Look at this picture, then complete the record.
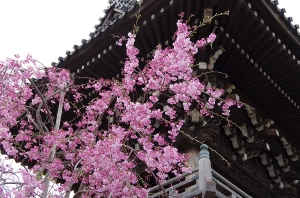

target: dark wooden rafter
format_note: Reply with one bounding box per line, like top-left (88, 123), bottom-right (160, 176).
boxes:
top-left (90, 58), bottom-right (115, 78)
top-left (151, 15), bottom-right (163, 45)
top-left (262, 53), bottom-right (290, 76)
top-left (245, 21), bottom-right (270, 50)
top-left (291, 161), bottom-right (300, 169)
top-left (160, 6), bottom-right (170, 47)
top-left (193, 0), bottom-right (202, 18)
top-left (253, 129), bottom-right (279, 139)
top-left (109, 45), bottom-right (127, 64)
top-left (235, 10), bottom-right (256, 41)
top-left (178, 0), bottom-right (184, 17)
top-left (231, 62), bottom-right (256, 88)
top-left (226, 49), bottom-right (249, 75)
top-left (215, 0), bottom-right (232, 26)
top-left (230, 3), bottom-right (250, 41)
top-left (136, 27), bottom-right (151, 53)
top-left (104, 50), bottom-right (124, 71)
top-left (80, 66), bottom-right (101, 79)
top-left (169, 0), bottom-right (176, 39)
top-left (281, 172), bottom-right (300, 181)
top-left (186, 0), bottom-right (192, 18)
top-left (144, 20), bottom-right (157, 50)
top-left (224, 0), bottom-right (243, 34)
top-left (199, 0), bottom-right (213, 38)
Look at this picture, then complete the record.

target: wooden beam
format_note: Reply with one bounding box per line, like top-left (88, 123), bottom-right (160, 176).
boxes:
top-left (290, 161), bottom-right (300, 169)
top-left (254, 129), bottom-right (279, 139)
top-left (281, 172), bottom-right (300, 180)
top-left (244, 142), bottom-right (270, 152)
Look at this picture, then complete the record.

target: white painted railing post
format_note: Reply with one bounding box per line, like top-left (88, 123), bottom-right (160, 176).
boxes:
top-left (199, 144), bottom-right (216, 197)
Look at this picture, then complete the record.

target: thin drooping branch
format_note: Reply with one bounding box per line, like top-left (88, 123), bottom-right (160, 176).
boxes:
top-left (122, 144), bottom-right (168, 197)
top-left (55, 91), bottom-right (65, 130)
top-left (93, 96), bottom-right (117, 134)
top-left (26, 112), bottom-right (42, 133)
top-left (64, 190), bottom-right (71, 198)
top-left (72, 190), bottom-right (88, 198)
top-left (37, 88), bottom-right (66, 175)
top-left (42, 91), bottom-right (65, 198)
top-left (73, 183), bottom-right (86, 198)
top-left (28, 78), bottom-right (55, 129)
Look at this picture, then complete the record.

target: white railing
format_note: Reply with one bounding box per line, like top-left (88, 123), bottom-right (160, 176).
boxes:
top-left (148, 144), bottom-right (252, 198)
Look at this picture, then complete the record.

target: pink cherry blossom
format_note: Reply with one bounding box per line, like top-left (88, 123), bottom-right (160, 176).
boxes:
top-left (0, 15), bottom-right (240, 198)
top-left (207, 33), bottom-right (217, 43)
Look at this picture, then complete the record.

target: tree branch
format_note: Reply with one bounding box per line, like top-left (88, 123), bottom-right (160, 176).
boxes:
top-left (28, 78), bottom-right (55, 129)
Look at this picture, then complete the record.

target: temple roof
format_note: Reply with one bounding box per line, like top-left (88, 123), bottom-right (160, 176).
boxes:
top-left (51, 0), bottom-right (300, 68)
top-left (51, 0), bottom-right (300, 145)
top-left (46, 0), bottom-right (300, 195)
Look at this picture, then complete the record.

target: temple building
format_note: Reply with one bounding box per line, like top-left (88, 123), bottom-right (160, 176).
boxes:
top-left (52, 0), bottom-right (300, 197)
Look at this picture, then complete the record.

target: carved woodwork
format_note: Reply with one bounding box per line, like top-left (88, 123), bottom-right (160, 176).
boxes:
top-left (254, 129), bottom-right (279, 140)
top-left (260, 152), bottom-right (273, 166)
top-left (108, 0), bottom-right (136, 12)
top-left (245, 142), bottom-right (270, 152)
top-left (222, 124), bottom-right (250, 164)
top-left (211, 147), bottom-right (274, 197)
top-left (280, 136), bottom-right (299, 161)
top-left (213, 135), bottom-right (298, 198)
top-left (275, 154), bottom-right (290, 171)
top-left (177, 123), bottom-right (219, 150)
top-left (218, 101), bottom-right (300, 192)
top-left (273, 187), bottom-right (297, 198)
top-left (100, 0), bottom-right (137, 31)
top-left (244, 106), bottom-right (264, 131)
top-left (209, 46), bottom-right (225, 70)
top-left (196, 124), bottom-right (219, 148)
top-left (224, 84), bottom-right (235, 95)
top-left (281, 172), bottom-right (300, 180)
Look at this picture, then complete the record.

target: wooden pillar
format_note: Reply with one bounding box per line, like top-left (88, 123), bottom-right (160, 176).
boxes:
top-left (185, 148), bottom-right (200, 192)
top-left (199, 144), bottom-right (216, 197)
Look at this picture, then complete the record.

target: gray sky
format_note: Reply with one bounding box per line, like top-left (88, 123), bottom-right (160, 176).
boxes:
top-left (279, 0), bottom-right (300, 25)
top-left (0, 0), bottom-right (109, 65)
top-left (0, 0), bottom-right (299, 66)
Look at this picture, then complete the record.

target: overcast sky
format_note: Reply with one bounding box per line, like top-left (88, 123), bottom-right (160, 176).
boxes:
top-left (0, 0), bottom-right (299, 66)
top-left (0, 0), bottom-right (109, 66)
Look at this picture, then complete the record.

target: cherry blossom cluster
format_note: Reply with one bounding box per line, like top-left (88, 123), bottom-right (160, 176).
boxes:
top-left (0, 18), bottom-right (240, 197)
